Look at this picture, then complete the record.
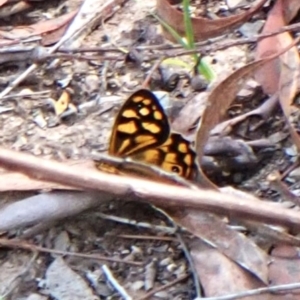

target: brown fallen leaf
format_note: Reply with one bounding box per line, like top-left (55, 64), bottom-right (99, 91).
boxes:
top-left (195, 38), bottom-right (300, 167)
top-left (156, 0), bottom-right (267, 41)
top-left (255, 0), bottom-right (300, 94)
top-left (172, 210), bottom-right (269, 284)
top-left (269, 246), bottom-right (300, 295)
top-left (282, 0), bottom-right (300, 23)
top-left (191, 246), bottom-right (268, 299)
top-left (255, 0), bottom-right (300, 151)
top-left (0, 0), bottom-right (31, 18)
top-left (0, 10), bottom-right (78, 46)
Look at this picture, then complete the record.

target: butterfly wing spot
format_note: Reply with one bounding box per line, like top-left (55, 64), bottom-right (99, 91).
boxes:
top-left (139, 107), bottom-right (151, 116)
top-left (184, 154), bottom-right (192, 166)
top-left (135, 134), bottom-right (156, 144)
top-left (165, 153), bottom-right (177, 163)
top-left (142, 98), bottom-right (151, 105)
top-left (117, 121), bottom-right (138, 134)
top-left (117, 139), bottom-right (131, 155)
top-left (153, 110), bottom-right (163, 120)
top-left (134, 148), bottom-right (161, 164)
top-left (122, 109), bottom-right (139, 118)
top-left (162, 137), bottom-right (172, 147)
top-left (142, 122), bottom-right (161, 133)
top-left (178, 142), bottom-right (188, 153)
top-left (132, 96), bottom-right (144, 103)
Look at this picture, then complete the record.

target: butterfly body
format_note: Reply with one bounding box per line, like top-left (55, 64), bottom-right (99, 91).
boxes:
top-left (97, 89), bottom-right (197, 180)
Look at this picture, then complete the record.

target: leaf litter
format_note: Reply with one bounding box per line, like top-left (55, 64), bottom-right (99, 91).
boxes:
top-left (1, 0), bottom-right (300, 299)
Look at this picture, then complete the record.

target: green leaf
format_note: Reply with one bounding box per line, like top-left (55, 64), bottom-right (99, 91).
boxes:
top-left (162, 57), bottom-right (190, 69)
top-left (183, 0), bottom-right (195, 49)
top-left (151, 5), bottom-right (215, 82)
top-left (197, 57), bottom-right (216, 82)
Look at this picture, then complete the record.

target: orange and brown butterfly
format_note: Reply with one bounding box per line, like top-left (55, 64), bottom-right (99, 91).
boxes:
top-left (95, 89), bottom-right (198, 180)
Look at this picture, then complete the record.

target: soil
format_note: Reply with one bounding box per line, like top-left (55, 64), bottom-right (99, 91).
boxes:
top-left (0, 0), bottom-right (297, 299)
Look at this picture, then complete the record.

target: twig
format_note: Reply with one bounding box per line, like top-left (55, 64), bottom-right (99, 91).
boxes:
top-left (2, 90), bottom-right (51, 100)
top-left (153, 206), bottom-right (202, 298)
top-left (109, 234), bottom-right (177, 242)
top-left (171, 21), bottom-right (300, 58)
top-left (100, 60), bottom-right (109, 93)
top-left (136, 274), bottom-right (189, 300)
top-left (93, 153), bottom-right (199, 189)
top-left (0, 238), bottom-right (143, 266)
top-left (1, 148), bottom-right (300, 229)
top-left (210, 94), bottom-right (279, 136)
top-left (141, 57), bottom-right (165, 88)
top-left (102, 264), bottom-right (133, 300)
top-left (267, 171), bottom-right (300, 206)
top-left (56, 21), bottom-right (300, 57)
top-left (0, 191), bottom-right (103, 232)
top-left (176, 233), bottom-right (202, 298)
top-left (195, 282), bottom-right (300, 300)
top-left (96, 212), bottom-right (177, 234)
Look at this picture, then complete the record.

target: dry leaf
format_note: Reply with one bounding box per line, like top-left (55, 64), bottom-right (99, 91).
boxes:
top-left (196, 39), bottom-right (299, 163)
top-left (157, 0), bottom-right (267, 41)
top-left (0, 10), bottom-right (77, 46)
top-left (255, 0), bottom-right (300, 95)
top-left (173, 210), bottom-right (269, 284)
top-left (54, 90), bottom-right (71, 116)
top-left (192, 247), bottom-right (268, 299)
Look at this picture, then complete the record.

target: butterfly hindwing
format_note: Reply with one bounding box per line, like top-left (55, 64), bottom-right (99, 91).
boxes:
top-left (159, 133), bottom-right (197, 180)
top-left (132, 133), bottom-right (196, 179)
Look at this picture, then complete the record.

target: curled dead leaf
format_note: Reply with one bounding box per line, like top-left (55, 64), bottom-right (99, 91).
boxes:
top-left (196, 37), bottom-right (300, 166)
top-left (156, 0), bottom-right (267, 41)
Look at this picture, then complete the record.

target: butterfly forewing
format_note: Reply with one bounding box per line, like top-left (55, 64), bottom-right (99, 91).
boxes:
top-left (109, 89), bottom-right (170, 156)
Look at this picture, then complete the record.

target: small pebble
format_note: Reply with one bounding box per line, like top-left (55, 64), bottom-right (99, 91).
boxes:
top-left (130, 280), bottom-right (144, 291)
top-left (166, 263), bottom-right (177, 272)
top-left (159, 257), bottom-right (172, 266)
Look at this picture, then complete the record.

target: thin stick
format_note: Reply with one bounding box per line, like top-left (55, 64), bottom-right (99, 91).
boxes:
top-left (153, 206), bottom-right (202, 298)
top-left (102, 264), bottom-right (133, 300)
top-left (136, 274), bottom-right (189, 300)
top-left (141, 57), bottom-right (165, 88)
top-left (56, 20), bottom-right (300, 56)
top-left (110, 234), bottom-right (177, 242)
top-left (0, 238), bottom-right (143, 266)
top-left (1, 148), bottom-right (300, 229)
top-left (176, 232), bottom-right (202, 298)
top-left (96, 212), bottom-right (176, 234)
top-left (196, 282), bottom-right (300, 300)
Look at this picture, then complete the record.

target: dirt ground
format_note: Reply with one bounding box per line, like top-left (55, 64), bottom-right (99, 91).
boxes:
top-left (0, 0), bottom-right (299, 299)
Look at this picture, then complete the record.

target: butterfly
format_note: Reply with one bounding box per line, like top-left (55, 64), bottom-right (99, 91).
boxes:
top-left (95, 89), bottom-right (198, 180)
